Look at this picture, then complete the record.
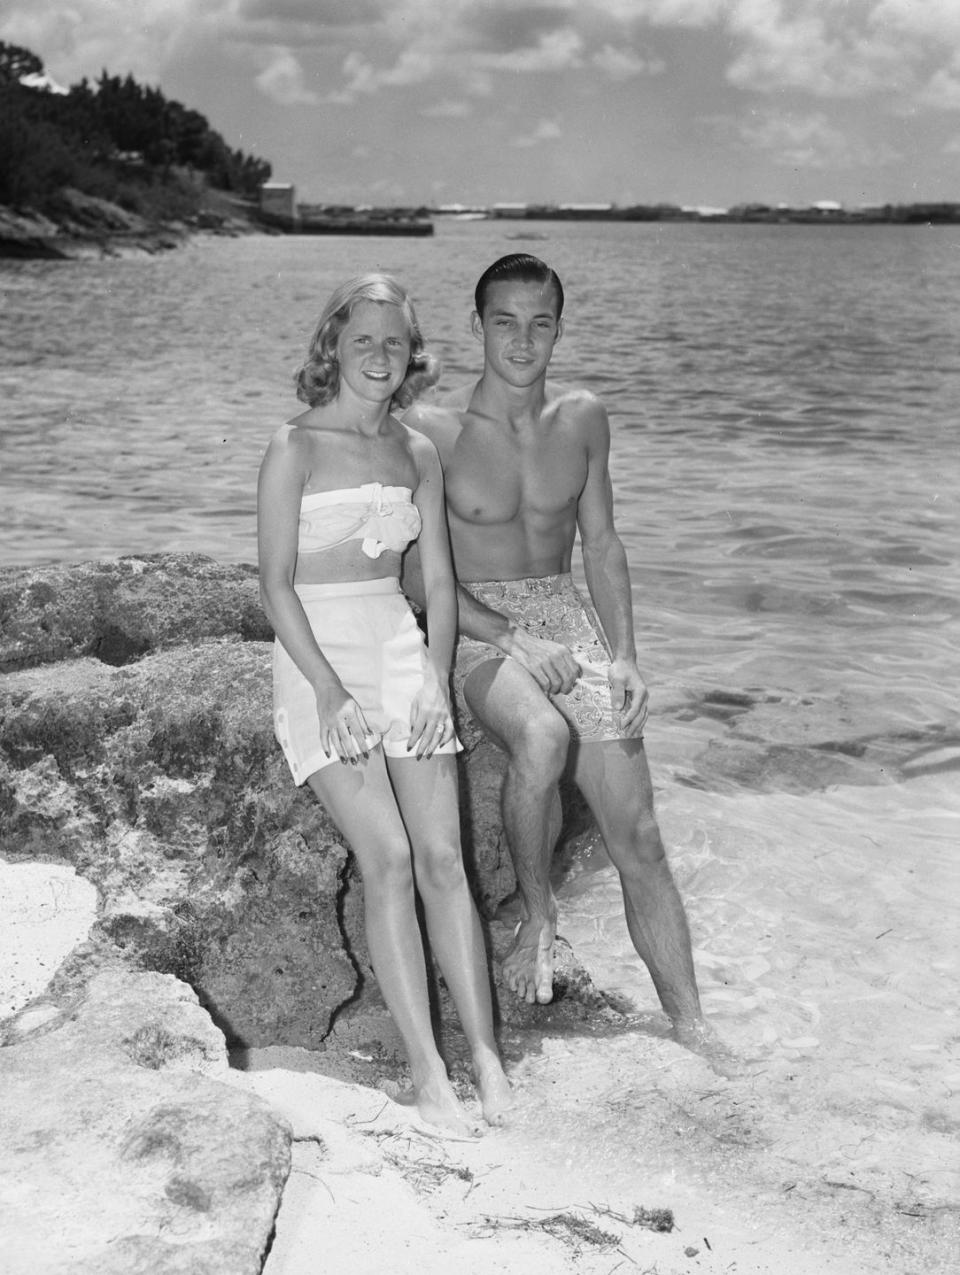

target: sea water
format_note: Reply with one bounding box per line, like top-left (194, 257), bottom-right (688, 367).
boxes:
top-left (2, 218), bottom-right (958, 1036)
top-left (2, 220), bottom-right (957, 753)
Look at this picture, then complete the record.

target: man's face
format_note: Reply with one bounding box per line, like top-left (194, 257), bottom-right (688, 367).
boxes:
top-left (473, 279), bottom-right (562, 387)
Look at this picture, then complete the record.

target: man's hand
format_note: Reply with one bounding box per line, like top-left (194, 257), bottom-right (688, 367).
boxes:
top-left (499, 627), bottom-right (580, 695)
top-left (607, 658), bottom-right (649, 737)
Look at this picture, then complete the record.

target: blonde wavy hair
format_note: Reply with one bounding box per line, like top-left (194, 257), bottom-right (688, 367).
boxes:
top-left (295, 273), bottom-right (441, 410)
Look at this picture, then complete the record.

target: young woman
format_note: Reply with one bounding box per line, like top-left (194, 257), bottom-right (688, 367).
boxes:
top-left (257, 274), bottom-right (512, 1135)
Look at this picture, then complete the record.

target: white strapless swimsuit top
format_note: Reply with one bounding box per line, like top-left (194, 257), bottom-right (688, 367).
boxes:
top-left (298, 483), bottom-right (421, 559)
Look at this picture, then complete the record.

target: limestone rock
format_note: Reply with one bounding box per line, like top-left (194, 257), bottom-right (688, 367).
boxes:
top-left (0, 552), bottom-right (271, 672)
top-left (1, 638), bottom-right (358, 1048)
top-left (0, 968), bottom-right (290, 1275)
top-left (0, 554), bottom-right (521, 1049)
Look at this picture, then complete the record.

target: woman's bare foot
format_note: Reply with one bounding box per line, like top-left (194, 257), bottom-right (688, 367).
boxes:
top-left (398, 1070), bottom-right (482, 1138)
top-left (502, 914), bottom-right (556, 1004)
top-left (472, 1054), bottom-right (515, 1127)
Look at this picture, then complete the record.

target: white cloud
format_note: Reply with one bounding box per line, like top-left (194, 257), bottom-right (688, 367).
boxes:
top-left (917, 68), bottom-right (960, 112)
top-left (0, 0), bottom-right (221, 85)
top-left (735, 107), bottom-right (901, 170)
top-left (480, 28), bottom-right (584, 74)
top-left (722, 0), bottom-right (960, 106)
top-left (512, 118), bottom-right (563, 148)
top-left (592, 44), bottom-right (665, 80)
top-left (255, 48), bottom-right (320, 106)
top-left (420, 99), bottom-right (472, 118)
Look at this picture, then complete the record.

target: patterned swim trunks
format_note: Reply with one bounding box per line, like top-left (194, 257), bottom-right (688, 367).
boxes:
top-left (453, 573), bottom-right (630, 743)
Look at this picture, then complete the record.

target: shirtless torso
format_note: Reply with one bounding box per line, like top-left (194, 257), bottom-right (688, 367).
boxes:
top-left (406, 380), bottom-right (602, 584)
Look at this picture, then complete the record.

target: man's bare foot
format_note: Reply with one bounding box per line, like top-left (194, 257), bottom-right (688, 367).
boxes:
top-left (672, 1018), bottom-right (752, 1079)
top-left (398, 1072), bottom-right (482, 1138)
top-left (472, 1056), bottom-right (515, 1127)
top-left (502, 915), bottom-right (556, 1004)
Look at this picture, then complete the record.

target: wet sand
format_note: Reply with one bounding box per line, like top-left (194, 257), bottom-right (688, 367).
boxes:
top-left (232, 760), bottom-right (958, 1275)
top-left (3, 714), bottom-right (956, 1273)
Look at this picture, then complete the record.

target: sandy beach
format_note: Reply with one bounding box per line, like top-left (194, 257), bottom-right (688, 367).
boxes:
top-left (221, 755), bottom-right (958, 1275)
top-left (3, 695), bottom-right (957, 1275)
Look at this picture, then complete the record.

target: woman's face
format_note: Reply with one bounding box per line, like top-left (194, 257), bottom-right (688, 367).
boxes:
top-left (336, 301), bottom-right (412, 404)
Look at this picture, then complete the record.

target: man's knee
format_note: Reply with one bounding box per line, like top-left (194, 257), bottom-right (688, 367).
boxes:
top-left (603, 804), bottom-right (667, 874)
top-left (506, 707), bottom-right (569, 782)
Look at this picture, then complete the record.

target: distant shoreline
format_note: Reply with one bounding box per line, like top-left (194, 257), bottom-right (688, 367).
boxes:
top-left (440, 200), bottom-right (960, 226)
top-left (4, 192), bottom-right (959, 261)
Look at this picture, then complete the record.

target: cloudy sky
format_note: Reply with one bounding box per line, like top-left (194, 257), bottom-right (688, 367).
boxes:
top-left (4, 0), bottom-right (960, 209)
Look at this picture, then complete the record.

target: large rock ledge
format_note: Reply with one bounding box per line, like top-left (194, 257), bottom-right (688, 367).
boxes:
top-left (1, 967), bottom-right (290, 1274)
top-left (0, 553), bottom-right (536, 1048)
top-left (0, 553), bottom-right (609, 1271)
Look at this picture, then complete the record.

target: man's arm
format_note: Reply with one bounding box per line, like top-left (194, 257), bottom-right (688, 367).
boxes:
top-left (402, 543), bottom-right (580, 695)
top-left (576, 397), bottom-right (649, 735)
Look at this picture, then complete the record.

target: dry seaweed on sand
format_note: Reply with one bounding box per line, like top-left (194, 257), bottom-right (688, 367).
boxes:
top-left (475, 1209), bottom-right (622, 1254)
top-left (632, 1206), bottom-right (675, 1233)
top-left (589, 1202), bottom-right (676, 1234)
top-left (371, 1131), bottom-right (476, 1196)
top-left (383, 1149), bottom-right (475, 1195)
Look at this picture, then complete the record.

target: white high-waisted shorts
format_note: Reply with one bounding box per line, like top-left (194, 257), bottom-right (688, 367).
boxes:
top-left (273, 577), bottom-right (461, 785)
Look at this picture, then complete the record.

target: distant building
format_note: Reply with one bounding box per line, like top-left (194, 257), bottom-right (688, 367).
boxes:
top-left (260, 182), bottom-right (296, 222)
top-left (491, 203), bottom-right (529, 218)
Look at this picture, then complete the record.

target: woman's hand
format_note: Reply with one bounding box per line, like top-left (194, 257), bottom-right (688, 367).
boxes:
top-left (407, 666), bottom-right (456, 760)
top-left (314, 682), bottom-right (375, 764)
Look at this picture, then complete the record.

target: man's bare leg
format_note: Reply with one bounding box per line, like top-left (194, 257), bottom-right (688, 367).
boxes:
top-left (463, 659), bottom-right (570, 1004)
top-left (573, 738), bottom-right (739, 1075)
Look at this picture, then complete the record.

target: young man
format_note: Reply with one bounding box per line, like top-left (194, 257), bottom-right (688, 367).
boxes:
top-left (405, 254), bottom-right (727, 1067)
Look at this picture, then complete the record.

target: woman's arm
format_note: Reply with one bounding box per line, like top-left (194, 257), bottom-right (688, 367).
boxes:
top-left (257, 427), bottom-right (371, 760)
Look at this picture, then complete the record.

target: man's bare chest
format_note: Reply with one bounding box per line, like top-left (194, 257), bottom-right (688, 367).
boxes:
top-left (443, 428), bottom-right (586, 526)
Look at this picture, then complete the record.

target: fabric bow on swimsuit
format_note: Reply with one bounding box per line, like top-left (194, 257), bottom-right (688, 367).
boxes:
top-left (298, 482), bottom-right (422, 559)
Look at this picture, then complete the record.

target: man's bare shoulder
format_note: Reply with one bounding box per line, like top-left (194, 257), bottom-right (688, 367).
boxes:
top-left (436, 382), bottom-right (476, 411)
top-left (545, 380), bottom-right (609, 431)
top-left (403, 384), bottom-right (474, 440)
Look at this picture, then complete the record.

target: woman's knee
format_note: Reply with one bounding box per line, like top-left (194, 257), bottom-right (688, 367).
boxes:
top-left (355, 835), bottom-right (416, 893)
top-left (413, 839), bottom-right (468, 895)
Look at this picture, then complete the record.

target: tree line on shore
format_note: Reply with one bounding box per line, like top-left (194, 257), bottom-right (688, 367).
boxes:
top-left (0, 41), bottom-right (272, 222)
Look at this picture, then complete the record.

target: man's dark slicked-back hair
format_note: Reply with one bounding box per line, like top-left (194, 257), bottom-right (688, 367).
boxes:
top-left (474, 254), bottom-right (564, 321)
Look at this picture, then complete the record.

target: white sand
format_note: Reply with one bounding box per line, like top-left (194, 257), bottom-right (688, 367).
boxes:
top-left (236, 768), bottom-right (959, 1275)
top-left (0, 861), bottom-right (97, 1020)
top-left (3, 767), bottom-right (957, 1273)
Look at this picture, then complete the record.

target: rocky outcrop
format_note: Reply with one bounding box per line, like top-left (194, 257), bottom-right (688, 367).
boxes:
top-left (0, 190), bottom-right (187, 260)
top-left (0, 554), bottom-right (528, 1051)
top-left (0, 189), bottom-right (269, 261)
top-left (0, 968), bottom-right (290, 1274)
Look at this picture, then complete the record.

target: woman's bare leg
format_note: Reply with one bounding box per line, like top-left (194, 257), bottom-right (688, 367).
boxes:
top-left (308, 752), bottom-right (479, 1135)
top-left (387, 752), bottom-right (514, 1125)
